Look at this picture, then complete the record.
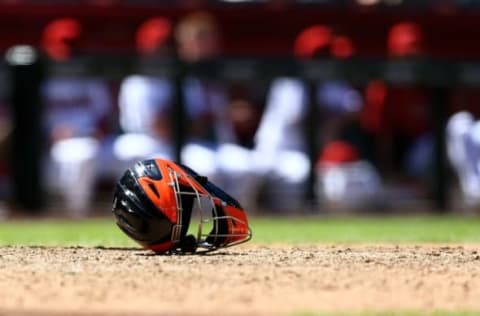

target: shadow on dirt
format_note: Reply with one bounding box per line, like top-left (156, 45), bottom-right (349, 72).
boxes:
top-left (136, 250), bottom-right (249, 257)
top-left (93, 245), bottom-right (141, 251)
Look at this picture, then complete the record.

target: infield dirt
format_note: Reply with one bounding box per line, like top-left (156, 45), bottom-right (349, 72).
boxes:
top-left (1, 244), bottom-right (480, 315)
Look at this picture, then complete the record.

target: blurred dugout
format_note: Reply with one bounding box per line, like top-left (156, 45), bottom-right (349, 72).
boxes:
top-left (2, 9), bottom-right (479, 216)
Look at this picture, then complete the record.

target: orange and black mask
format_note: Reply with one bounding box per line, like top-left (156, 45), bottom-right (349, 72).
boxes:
top-left (112, 159), bottom-right (251, 254)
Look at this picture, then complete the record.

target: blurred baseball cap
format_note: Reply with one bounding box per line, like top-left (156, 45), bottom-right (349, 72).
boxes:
top-left (294, 25), bottom-right (332, 58)
top-left (42, 18), bottom-right (82, 61)
top-left (294, 25), bottom-right (355, 59)
top-left (388, 22), bottom-right (424, 57)
top-left (331, 35), bottom-right (355, 59)
top-left (317, 141), bottom-right (360, 167)
top-left (136, 17), bottom-right (172, 56)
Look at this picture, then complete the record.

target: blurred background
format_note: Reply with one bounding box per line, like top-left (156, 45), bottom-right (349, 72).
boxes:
top-left (1, 0), bottom-right (480, 219)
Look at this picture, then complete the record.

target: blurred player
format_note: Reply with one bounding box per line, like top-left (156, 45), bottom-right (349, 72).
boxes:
top-left (106, 11), bottom-right (255, 207)
top-left (105, 11), bottom-right (232, 184)
top-left (176, 11), bottom-right (230, 179)
top-left (446, 111), bottom-right (480, 208)
top-left (174, 11), bottom-right (266, 209)
top-left (41, 18), bottom-right (113, 216)
top-left (252, 25), bottom-right (375, 213)
top-left (98, 17), bottom-right (175, 182)
top-left (356, 21), bottom-right (434, 209)
top-left (382, 22), bottom-right (432, 181)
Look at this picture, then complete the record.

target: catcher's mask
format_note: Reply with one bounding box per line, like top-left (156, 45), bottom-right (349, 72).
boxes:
top-left (112, 159), bottom-right (251, 254)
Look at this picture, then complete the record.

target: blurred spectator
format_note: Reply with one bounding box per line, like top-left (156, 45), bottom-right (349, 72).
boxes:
top-left (251, 24), bottom-right (380, 213)
top-left (41, 18), bottom-right (113, 217)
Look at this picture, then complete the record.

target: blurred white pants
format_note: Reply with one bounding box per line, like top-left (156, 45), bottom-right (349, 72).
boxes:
top-left (181, 142), bottom-right (218, 182)
top-left (215, 143), bottom-right (259, 210)
top-left (316, 161), bottom-right (381, 211)
top-left (181, 142), bottom-right (256, 208)
top-left (47, 135), bottom-right (312, 215)
top-left (48, 137), bottom-right (100, 216)
top-left (182, 142), bottom-right (311, 213)
top-left (97, 133), bottom-right (173, 182)
top-left (252, 149), bottom-right (310, 213)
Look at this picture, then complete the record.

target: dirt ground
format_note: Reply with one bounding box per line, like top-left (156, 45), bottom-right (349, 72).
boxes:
top-left (1, 244), bottom-right (480, 316)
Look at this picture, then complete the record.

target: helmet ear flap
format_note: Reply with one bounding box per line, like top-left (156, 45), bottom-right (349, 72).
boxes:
top-left (112, 168), bottom-right (175, 249)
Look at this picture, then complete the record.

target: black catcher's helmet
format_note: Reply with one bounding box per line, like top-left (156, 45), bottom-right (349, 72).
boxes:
top-left (112, 159), bottom-right (251, 254)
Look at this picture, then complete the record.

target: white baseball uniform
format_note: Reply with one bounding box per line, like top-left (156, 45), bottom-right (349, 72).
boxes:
top-left (42, 75), bottom-right (112, 216)
top-left (99, 74), bottom-right (175, 180)
top-left (446, 111), bottom-right (480, 207)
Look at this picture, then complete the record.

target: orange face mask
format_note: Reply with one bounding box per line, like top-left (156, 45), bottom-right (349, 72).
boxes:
top-left (113, 159), bottom-right (252, 254)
